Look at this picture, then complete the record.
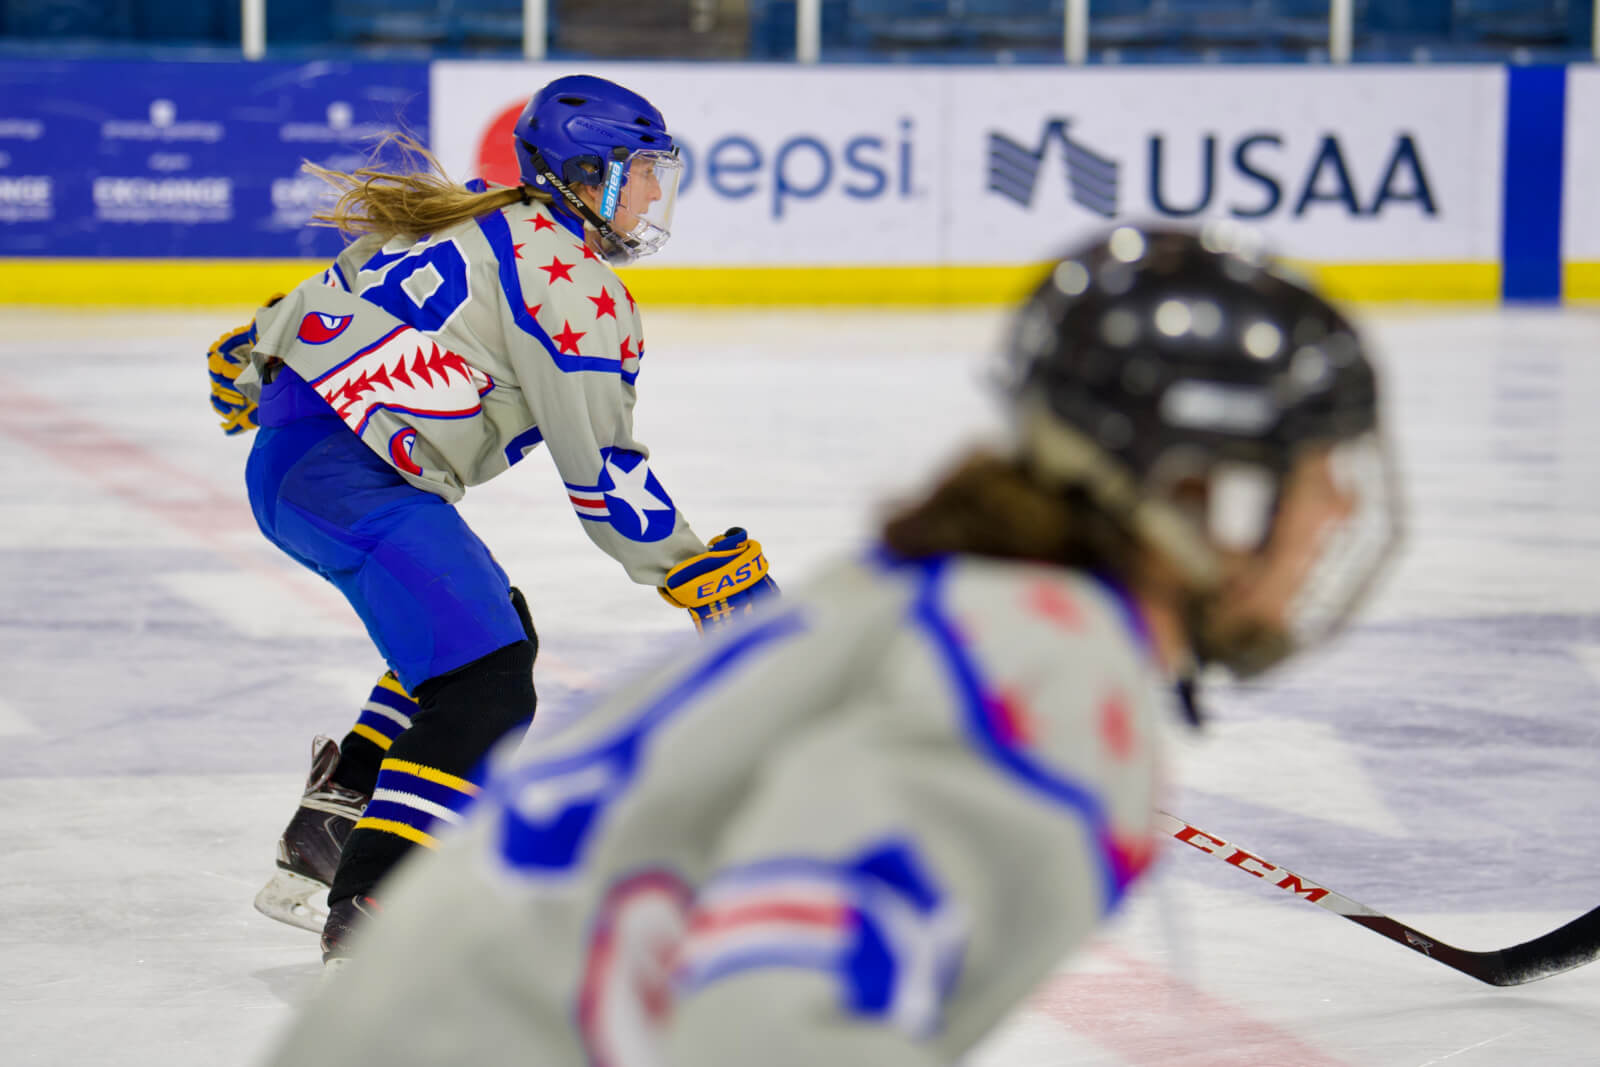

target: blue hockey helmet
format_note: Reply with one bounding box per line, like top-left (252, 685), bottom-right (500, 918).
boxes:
top-left (512, 75), bottom-right (682, 263)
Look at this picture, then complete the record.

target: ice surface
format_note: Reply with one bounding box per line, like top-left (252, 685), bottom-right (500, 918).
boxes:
top-left (3, 304), bottom-right (1599, 1065)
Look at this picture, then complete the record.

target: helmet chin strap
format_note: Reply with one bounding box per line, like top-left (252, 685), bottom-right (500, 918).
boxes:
top-left (525, 145), bottom-right (639, 263)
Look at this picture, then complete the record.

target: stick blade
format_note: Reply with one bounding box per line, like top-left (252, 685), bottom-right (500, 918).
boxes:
top-left (1348, 905), bottom-right (1600, 987)
top-left (1487, 904), bottom-right (1600, 987)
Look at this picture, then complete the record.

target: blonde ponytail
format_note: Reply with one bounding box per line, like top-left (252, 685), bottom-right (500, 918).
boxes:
top-left (305, 131), bottom-right (548, 241)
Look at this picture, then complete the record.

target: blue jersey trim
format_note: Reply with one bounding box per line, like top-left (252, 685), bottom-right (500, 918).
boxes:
top-left (678, 839), bottom-right (963, 1037)
top-left (549, 202), bottom-right (586, 240)
top-left (896, 553), bottom-right (1128, 912)
top-left (520, 609), bottom-right (807, 781)
top-left (490, 610), bottom-right (809, 878)
top-left (680, 946), bottom-right (842, 992)
top-left (503, 424), bottom-right (544, 467)
top-left (357, 244), bottom-right (411, 277)
top-left (1087, 570), bottom-right (1154, 657)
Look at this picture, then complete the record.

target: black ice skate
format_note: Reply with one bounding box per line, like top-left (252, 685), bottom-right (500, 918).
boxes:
top-left (252, 736), bottom-right (369, 934)
top-left (320, 894), bottom-right (381, 969)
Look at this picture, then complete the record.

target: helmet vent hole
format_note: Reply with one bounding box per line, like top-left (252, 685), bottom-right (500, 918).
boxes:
top-left (640, 134), bottom-right (656, 143)
top-left (558, 96), bottom-right (587, 106)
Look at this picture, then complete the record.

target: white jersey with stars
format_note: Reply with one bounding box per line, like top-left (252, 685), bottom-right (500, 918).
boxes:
top-left (239, 196), bottom-right (705, 585)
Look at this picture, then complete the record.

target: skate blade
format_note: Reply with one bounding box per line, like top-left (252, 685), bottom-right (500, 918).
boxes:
top-left (254, 869), bottom-right (330, 934)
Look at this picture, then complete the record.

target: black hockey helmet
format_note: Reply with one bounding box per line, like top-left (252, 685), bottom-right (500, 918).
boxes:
top-left (1006, 223), bottom-right (1400, 676)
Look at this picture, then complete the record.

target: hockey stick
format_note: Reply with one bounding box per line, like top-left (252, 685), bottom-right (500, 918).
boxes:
top-left (1156, 810), bottom-right (1600, 986)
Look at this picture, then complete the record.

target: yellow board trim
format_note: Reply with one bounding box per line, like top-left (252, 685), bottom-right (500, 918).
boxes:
top-left (1284, 261), bottom-right (1500, 304)
top-left (353, 817), bottom-right (438, 849)
top-left (0, 259), bottom-right (324, 307)
top-left (623, 261), bottom-right (1502, 305)
top-left (0, 258), bottom-right (1501, 307)
top-left (350, 723), bottom-right (394, 752)
top-left (379, 758), bottom-right (481, 796)
top-left (619, 264), bottom-right (1051, 306)
top-left (1566, 261), bottom-right (1600, 301)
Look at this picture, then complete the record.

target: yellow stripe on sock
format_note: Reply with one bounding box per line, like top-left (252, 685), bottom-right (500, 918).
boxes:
top-left (354, 817), bottom-right (438, 849)
top-left (379, 759), bottom-right (481, 796)
top-left (351, 723), bottom-right (394, 751)
top-left (376, 671), bottom-right (415, 701)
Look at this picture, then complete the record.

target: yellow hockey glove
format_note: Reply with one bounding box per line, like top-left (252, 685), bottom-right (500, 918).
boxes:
top-left (659, 527), bottom-right (780, 634)
top-left (207, 293), bottom-right (283, 435)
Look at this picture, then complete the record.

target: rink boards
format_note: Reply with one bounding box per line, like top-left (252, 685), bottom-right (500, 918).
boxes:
top-left (0, 59), bottom-right (1594, 305)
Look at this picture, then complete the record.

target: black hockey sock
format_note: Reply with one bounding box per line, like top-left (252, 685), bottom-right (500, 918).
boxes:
top-left (327, 639), bottom-right (537, 907)
top-left (328, 671), bottom-right (420, 798)
top-left (329, 730), bottom-right (384, 797)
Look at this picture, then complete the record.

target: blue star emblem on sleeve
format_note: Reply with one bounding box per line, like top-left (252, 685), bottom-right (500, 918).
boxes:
top-left (564, 447), bottom-right (678, 542)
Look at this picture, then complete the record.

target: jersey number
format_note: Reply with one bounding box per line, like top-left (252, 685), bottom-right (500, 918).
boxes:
top-left (362, 239), bottom-right (471, 333)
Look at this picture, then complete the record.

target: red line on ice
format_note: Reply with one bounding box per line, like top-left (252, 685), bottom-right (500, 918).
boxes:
top-left (1030, 947), bottom-right (1354, 1067)
top-left (0, 375), bottom-right (355, 626)
top-left (0, 376), bottom-right (603, 687)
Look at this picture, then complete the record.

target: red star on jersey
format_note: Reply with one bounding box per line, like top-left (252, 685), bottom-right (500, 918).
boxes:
top-left (1027, 581), bottom-right (1083, 630)
top-left (590, 288), bottom-right (617, 320)
top-left (524, 302), bottom-right (542, 320)
top-left (619, 335), bottom-right (636, 360)
top-left (573, 242), bottom-right (600, 262)
top-left (622, 285), bottom-right (636, 312)
top-left (540, 257), bottom-right (575, 284)
top-left (1099, 691), bottom-right (1137, 761)
top-left (511, 242), bottom-right (526, 260)
top-left (527, 214), bottom-right (556, 232)
top-left (552, 321), bottom-right (586, 354)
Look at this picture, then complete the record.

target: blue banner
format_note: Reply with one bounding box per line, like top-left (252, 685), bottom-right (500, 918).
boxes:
top-left (0, 59), bottom-right (429, 258)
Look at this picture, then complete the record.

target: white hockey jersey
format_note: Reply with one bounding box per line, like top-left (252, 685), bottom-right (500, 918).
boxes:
top-left (237, 197), bottom-right (706, 585)
top-left (261, 550), bottom-right (1170, 1067)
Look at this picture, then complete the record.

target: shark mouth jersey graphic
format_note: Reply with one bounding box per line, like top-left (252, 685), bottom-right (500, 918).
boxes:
top-left (309, 324), bottom-right (495, 437)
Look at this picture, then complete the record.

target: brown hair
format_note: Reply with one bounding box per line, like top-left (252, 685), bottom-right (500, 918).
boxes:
top-left (305, 131), bottom-right (549, 241)
top-left (881, 450), bottom-right (1141, 575)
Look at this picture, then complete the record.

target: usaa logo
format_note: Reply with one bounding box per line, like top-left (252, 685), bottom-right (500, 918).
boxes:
top-left (989, 117), bottom-right (1437, 220)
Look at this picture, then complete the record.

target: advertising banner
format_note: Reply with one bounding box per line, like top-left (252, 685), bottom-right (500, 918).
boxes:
top-left (431, 62), bottom-right (948, 267)
top-left (947, 66), bottom-right (1502, 267)
top-left (1563, 66), bottom-right (1599, 295)
top-left (0, 59), bottom-right (428, 260)
top-left (433, 61), bottom-right (1503, 270)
